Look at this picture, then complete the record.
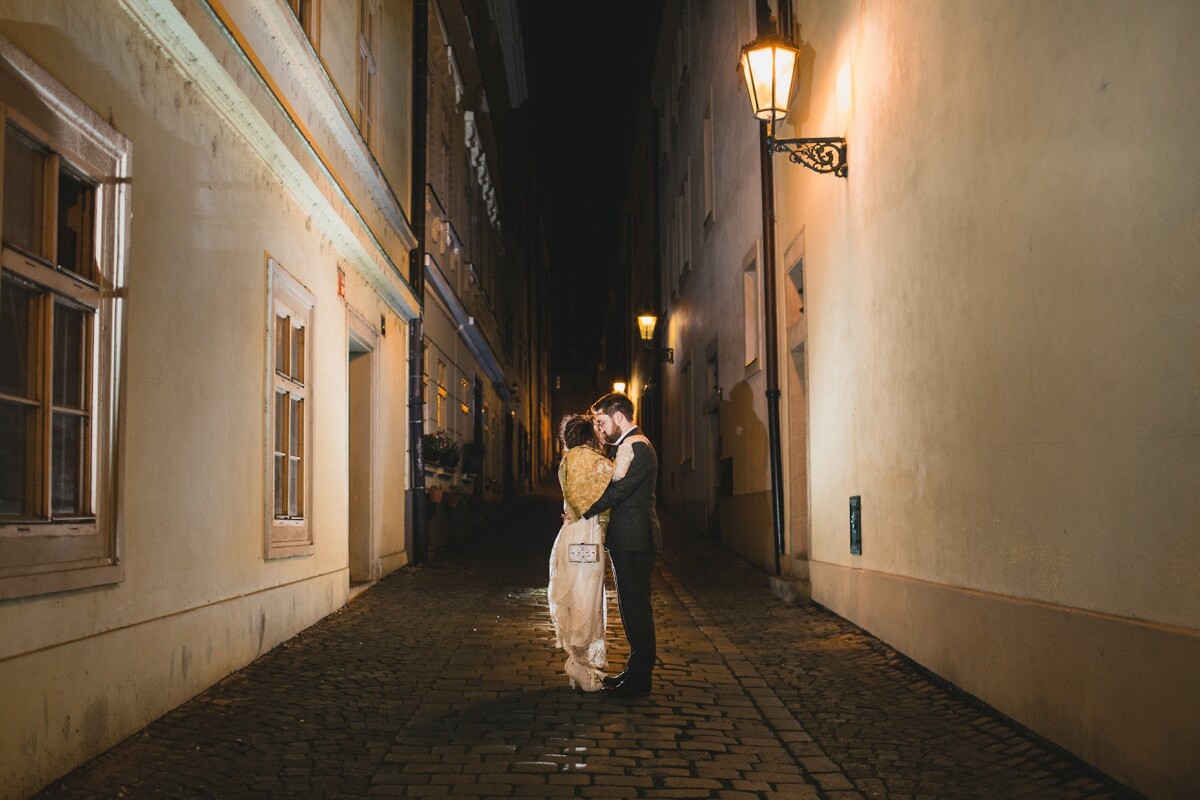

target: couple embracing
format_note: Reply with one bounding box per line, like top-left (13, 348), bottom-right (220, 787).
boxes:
top-left (548, 392), bottom-right (660, 697)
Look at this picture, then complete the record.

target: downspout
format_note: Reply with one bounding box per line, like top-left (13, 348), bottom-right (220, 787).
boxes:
top-left (407, 0), bottom-right (429, 565)
top-left (760, 1), bottom-right (787, 576)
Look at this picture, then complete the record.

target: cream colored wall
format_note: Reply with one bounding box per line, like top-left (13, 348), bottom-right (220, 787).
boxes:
top-left (0, 1), bottom-right (415, 795)
top-left (779, 0), bottom-right (1200, 794)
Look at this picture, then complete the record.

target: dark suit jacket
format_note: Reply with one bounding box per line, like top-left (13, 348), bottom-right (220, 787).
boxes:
top-left (584, 427), bottom-right (661, 553)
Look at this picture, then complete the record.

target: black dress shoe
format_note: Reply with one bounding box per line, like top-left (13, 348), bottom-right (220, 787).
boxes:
top-left (602, 676), bottom-right (651, 697)
top-left (601, 672), bottom-right (626, 688)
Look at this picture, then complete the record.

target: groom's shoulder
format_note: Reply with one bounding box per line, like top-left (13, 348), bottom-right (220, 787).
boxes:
top-left (624, 434), bottom-right (656, 454)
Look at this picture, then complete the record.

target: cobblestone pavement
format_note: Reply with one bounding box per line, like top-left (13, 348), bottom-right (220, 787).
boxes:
top-left (37, 489), bottom-right (1137, 799)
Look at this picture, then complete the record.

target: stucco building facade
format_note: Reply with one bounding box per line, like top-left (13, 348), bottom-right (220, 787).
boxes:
top-left (638, 1), bottom-right (1200, 796)
top-left (0, 0), bottom-right (543, 795)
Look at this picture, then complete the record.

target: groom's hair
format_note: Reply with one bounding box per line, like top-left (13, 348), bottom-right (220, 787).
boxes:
top-left (592, 392), bottom-right (634, 421)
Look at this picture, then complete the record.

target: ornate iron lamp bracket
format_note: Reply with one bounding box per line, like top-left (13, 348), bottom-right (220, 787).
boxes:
top-left (767, 135), bottom-right (848, 178)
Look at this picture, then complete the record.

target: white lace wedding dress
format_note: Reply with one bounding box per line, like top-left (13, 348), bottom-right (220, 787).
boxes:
top-left (548, 444), bottom-right (620, 692)
top-left (548, 513), bottom-right (609, 690)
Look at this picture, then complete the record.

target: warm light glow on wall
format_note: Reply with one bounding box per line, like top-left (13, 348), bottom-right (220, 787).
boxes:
top-left (837, 59), bottom-right (852, 118)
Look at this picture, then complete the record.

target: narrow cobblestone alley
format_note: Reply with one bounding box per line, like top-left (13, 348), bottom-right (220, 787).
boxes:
top-left (36, 490), bottom-right (1137, 800)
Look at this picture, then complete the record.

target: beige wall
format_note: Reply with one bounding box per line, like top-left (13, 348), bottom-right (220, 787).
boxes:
top-left (776, 1), bottom-right (1200, 795)
top-left (653, 0), bottom-right (1198, 793)
top-left (0, 1), bottom-right (417, 795)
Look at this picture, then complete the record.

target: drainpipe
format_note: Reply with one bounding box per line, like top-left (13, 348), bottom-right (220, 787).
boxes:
top-left (760, 121), bottom-right (785, 577)
top-left (407, 0), bottom-right (429, 565)
top-left (760, 1), bottom-right (786, 576)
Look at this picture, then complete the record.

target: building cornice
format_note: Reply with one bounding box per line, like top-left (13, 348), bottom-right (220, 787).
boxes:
top-left (114, 0), bottom-right (420, 319)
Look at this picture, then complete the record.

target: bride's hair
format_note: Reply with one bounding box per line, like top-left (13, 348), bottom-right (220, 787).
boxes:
top-left (559, 413), bottom-right (598, 450)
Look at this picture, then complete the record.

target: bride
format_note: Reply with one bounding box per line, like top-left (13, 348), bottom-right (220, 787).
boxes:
top-left (548, 413), bottom-right (615, 691)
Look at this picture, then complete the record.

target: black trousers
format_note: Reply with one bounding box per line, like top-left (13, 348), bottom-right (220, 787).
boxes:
top-left (607, 547), bottom-right (657, 681)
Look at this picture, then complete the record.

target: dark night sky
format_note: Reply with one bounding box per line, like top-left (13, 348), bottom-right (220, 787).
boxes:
top-left (516, 2), bottom-right (661, 374)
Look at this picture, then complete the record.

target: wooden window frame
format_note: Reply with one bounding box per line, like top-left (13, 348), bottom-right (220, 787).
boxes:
top-left (0, 39), bottom-right (129, 599)
top-left (357, 0), bottom-right (381, 149)
top-left (286, 0), bottom-right (321, 48)
top-left (743, 253), bottom-right (761, 370)
top-left (266, 259), bottom-right (315, 560)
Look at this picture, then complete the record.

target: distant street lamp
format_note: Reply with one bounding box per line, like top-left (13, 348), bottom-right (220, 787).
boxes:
top-left (739, 29), bottom-right (846, 575)
top-left (612, 380), bottom-right (627, 394)
top-left (636, 313), bottom-right (674, 363)
top-left (636, 314), bottom-right (657, 342)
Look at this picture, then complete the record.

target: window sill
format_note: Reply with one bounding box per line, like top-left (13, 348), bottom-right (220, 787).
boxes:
top-left (0, 561), bottom-right (123, 601)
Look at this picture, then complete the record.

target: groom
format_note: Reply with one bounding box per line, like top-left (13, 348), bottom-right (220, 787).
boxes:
top-left (581, 392), bottom-right (661, 697)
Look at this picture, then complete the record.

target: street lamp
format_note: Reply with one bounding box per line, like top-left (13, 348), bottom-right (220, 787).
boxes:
top-left (612, 380), bottom-right (627, 394)
top-left (739, 34), bottom-right (847, 177)
top-left (636, 313), bottom-right (673, 363)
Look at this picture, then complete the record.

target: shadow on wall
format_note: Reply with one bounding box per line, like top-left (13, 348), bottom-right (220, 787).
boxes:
top-left (780, 27), bottom-right (823, 136)
top-left (716, 380), bottom-right (775, 571)
top-left (721, 380), bottom-right (769, 492)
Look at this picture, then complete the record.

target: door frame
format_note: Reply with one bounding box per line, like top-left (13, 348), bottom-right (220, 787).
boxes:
top-left (347, 311), bottom-right (381, 583)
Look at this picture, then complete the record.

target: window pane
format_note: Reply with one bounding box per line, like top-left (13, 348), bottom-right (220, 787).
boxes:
top-left (274, 390), bottom-right (288, 453)
top-left (288, 0), bottom-right (316, 37)
top-left (274, 314), bottom-right (288, 376)
top-left (3, 125), bottom-right (45, 257)
top-left (0, 400), bottom-right (34, 515)
top-left (288, 457), bottom-right (299, 517)
top-left (57, 167), bottom-right (95, 279)
top-left (0, 274), bottom-right (42, 397)
top-left (51, 412), bottom-right (85, 516)
top-left (289, 396), bottom-right (303, 518)
top-left (290, 325), bottom-right (304, 384)
top-left (53, 303), bottom-right (86, 409)
top-left (289, 396), bottom-right (302, 457)
top-left (274, 453), bottom-right (286, 517)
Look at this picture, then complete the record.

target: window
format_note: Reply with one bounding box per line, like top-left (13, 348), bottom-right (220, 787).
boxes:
top-left (267, 261), bottom-right (314, 559)
top-left (0, 42), bottom-right (129, 599)
top-left (681, 167), bottom-right (692, 278)
top-left (671, 170), bottom-right (692, 294)
top-left (680, 358), bottom-right (694, 468)
top-left (357, 0), bottom-right (381, 148)
top-left (678, 195), bottom-right (686, 286)
top-left (286, 0), bottom-right (320, 46)
top-left (744, 256), bottom-right (760, 368)
top-left (664, 206), bottom-right (675, 297)
top-left (435, 358), bottom-right (447, 431)
top-left (737, 0), bottom-right (756, 47)
top-left (671, 2), bottom-right (689, 116)
top-left (703, 91), bottom-right (715, 227)
top-left (659, 109), bottom-right (669, 161)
